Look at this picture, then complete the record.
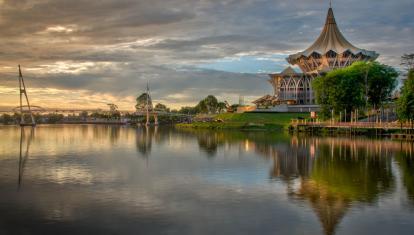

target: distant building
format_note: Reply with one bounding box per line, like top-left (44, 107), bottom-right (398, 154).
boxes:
top-left (254, 7), bottom-right (379, 110)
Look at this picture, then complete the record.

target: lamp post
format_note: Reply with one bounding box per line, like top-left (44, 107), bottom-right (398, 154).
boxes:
top-left (364, 62), bottom-right (373, 122)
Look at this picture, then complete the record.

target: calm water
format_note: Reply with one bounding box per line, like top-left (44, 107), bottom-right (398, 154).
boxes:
top-left (0, 125), bottom-right (413, 235)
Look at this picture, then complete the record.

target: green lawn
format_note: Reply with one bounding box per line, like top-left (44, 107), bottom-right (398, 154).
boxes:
top-left (177, 112), bottom-right (309, 130)
top-left (216, 113), bottom-right (309, 127)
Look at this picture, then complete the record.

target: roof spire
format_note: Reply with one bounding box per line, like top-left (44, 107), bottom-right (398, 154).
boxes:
top-left (326, 5), bottom-right (336, 25)
top-left (329, 0), bottom-right (332, 8)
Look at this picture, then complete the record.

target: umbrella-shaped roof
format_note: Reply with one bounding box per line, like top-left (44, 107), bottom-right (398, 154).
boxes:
top-left (288, 8), bottom-right (378, 63)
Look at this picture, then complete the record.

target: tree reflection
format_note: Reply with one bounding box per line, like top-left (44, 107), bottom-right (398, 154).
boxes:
top-left (196, 132), bottom-right (225, 157)
top-left (395, 149), bottom-right (414, 206)
top-left (108, 126), bottom-right (121, 144)
top-left (255, 138), bottom-right (396, 235)
top-left (173, 128), bottom-right (413, 234)
top-left (18, 127), bottom-right (35, 189)
top-left (135, 126), bottom-right (154, 158)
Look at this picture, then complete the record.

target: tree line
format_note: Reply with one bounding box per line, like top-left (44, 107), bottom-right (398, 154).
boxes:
top-left (135, 93), bottom-right (234, 115)
top-left (312, 53), bottom-right (414, 122)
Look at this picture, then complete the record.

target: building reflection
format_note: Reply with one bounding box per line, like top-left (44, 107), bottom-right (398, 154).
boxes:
top-left (18, 127), bottom-right (35, 189)
top-left (254, 137), bottom-right (401, 235)
top-left (178, 128), bottom-right (413, 235)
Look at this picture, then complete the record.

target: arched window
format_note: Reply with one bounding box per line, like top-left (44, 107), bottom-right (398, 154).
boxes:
top-left (297, 79), bottom-right (305, 104)
top-left (297, 79), bottom-right (304, 91)
top-left (305, 78), bottom-right (312, 104)
top-left (288, 78), bottom-right (297, 100)
top-left (280, 79), bottom-right (287, 100)
top-left (342, 50), bottom-right (353, 67)
top-left (326, 50), bottom-right (337, 58)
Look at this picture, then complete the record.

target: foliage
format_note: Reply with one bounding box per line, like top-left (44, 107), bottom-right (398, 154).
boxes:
top-left (135, 93), bottom-right (152, 111)
top-left (178, 106), bottom-right (197, 115)
top-left (230, 104), bottom-right (240, 111)
top-left (175, 95), bottom-right (229, 115)
top-left (401, 53), bottom-right (414, 72)
top-left (44, 113), bottom-right (64, 123)
top-left (0, 114), bottom-right (14, 124)
top-left (313, 63), bottom-right (365, 119)
top-left (397, 69), bottom-right (414, 121)
top-left (154, 103), bottom-right (170, 112)
top-left (79, 111), bottom-right (89, 119)
top-left (90, 112), bottom-right (110, 119)
top-left (107, 104), bottom-right (118, 113)
top-left (313, 61), bottom-right (398, 119)
top-left (195, 95), bottom-right (220, 114)
top-left (217, 102), bottom-right (227, 113)
top-left (364, 63), bottom-right (398, 108)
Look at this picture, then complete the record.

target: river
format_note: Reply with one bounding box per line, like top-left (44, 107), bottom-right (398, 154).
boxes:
top-left (0, 125), bottom-right (413, 235)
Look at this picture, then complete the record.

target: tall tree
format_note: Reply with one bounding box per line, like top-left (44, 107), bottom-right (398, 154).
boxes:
top-left (313, 64), bottom-right (365, 119)
top-left (217, 102), bottom-right (227, 113)
top-left (107, 103), bottom-right (119, 113)
top-left (313, 62), bottom-right (398, 119)
top-left (363, 62), bottom-right (398, 108)
top-left (195, 100), bottom-right (208, 114)
top-left (397, 69), bottom-right (414, 122)
top-left (1, 114), bottom-right (13, 124)
top-left (203, 95), bottom-right (219, 114)
top-left (154, 103), bottom-right (169, 112)
top-left (195, 95), bottom-right (219, 114)
top-left (135, 93), bottom-right (152, 111)
top-left (401, 54), bottom-right (414, 72)
top-left (179, 106), bottom-right (197, 115)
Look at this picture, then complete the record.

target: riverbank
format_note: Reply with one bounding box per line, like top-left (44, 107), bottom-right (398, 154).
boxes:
top-left (176, 113), bottom-right (309, 131)
top-left (289, 120), bottom-right (414, 139)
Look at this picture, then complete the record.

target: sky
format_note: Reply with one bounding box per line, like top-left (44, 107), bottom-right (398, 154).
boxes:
top-left (0, 0), bottom-right (413, 110)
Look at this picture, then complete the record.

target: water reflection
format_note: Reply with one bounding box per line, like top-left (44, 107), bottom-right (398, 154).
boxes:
top-left (197, 132), bottom-right (224, 157)
top-left (395, 151), bottom-right (414, 205)
top-left (18, 127), bottom-right (34, 189)
top-left (291, 139), bottom-right (394, 235)
top-left (1, 126), bottom-right (413, 234)
top-left (179, 129), bottom-right (413, 235)
top-left (136, 126), bottom-right (154, 157)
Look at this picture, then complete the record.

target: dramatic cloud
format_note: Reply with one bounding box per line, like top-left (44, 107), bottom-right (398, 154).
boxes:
top-left (0, 0), bottom-right (413, 110)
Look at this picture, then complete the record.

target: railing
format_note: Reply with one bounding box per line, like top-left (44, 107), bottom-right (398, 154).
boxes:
top-left (291, 119), bottom-right (414, 129)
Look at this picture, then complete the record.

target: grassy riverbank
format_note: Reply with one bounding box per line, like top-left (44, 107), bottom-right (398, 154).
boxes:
top-left (176, 112), bottom-right (309, 131)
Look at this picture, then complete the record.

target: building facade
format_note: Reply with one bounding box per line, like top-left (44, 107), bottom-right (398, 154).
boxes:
top-left (255, 7), bottom-right (379, 108)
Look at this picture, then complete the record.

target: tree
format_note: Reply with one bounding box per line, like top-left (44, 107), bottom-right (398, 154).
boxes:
top-left (45, 113), bottom-right (64, 124)
top-left (203, 95), bottom-right (219, 114)
top-left (397, 69), bottom-right (414, 122)
top-left (1, 114), bottom-right (13, 124)
top-left (107, 103), bottom-right (118, 113)
top-left (79, 111), bottom-right (89, 121)
top-left (135, 93), bottom-right (152, 111)
top-left (313, 64), bottom-right (365, 119)
top-left (195, 95), bottom-right (219, 114)
top-left (179, 106), bottom-right (197, 115)
top-left (195, 100), bottom-right (207, 113)
top-left (154, 103), bottom-right (170, 112)
top-left (313, 62), bottom-right (398, 119)
top-left (363, 62), bottom-right (398, 108)
top-left (217, 102), bottom-right (227, 113)
top-left (401, 54), bottom-right (414, 72)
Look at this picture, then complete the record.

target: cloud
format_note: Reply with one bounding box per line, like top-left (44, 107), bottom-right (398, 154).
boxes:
top-left (0, 0), bottom-right (412, 109)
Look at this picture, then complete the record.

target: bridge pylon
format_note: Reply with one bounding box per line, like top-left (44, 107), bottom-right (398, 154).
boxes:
top-left (18, 65), bottom-right (36, 126)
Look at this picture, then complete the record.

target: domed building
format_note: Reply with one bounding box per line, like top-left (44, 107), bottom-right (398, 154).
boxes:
top-left (254, 6), bottom-right (379, 111)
